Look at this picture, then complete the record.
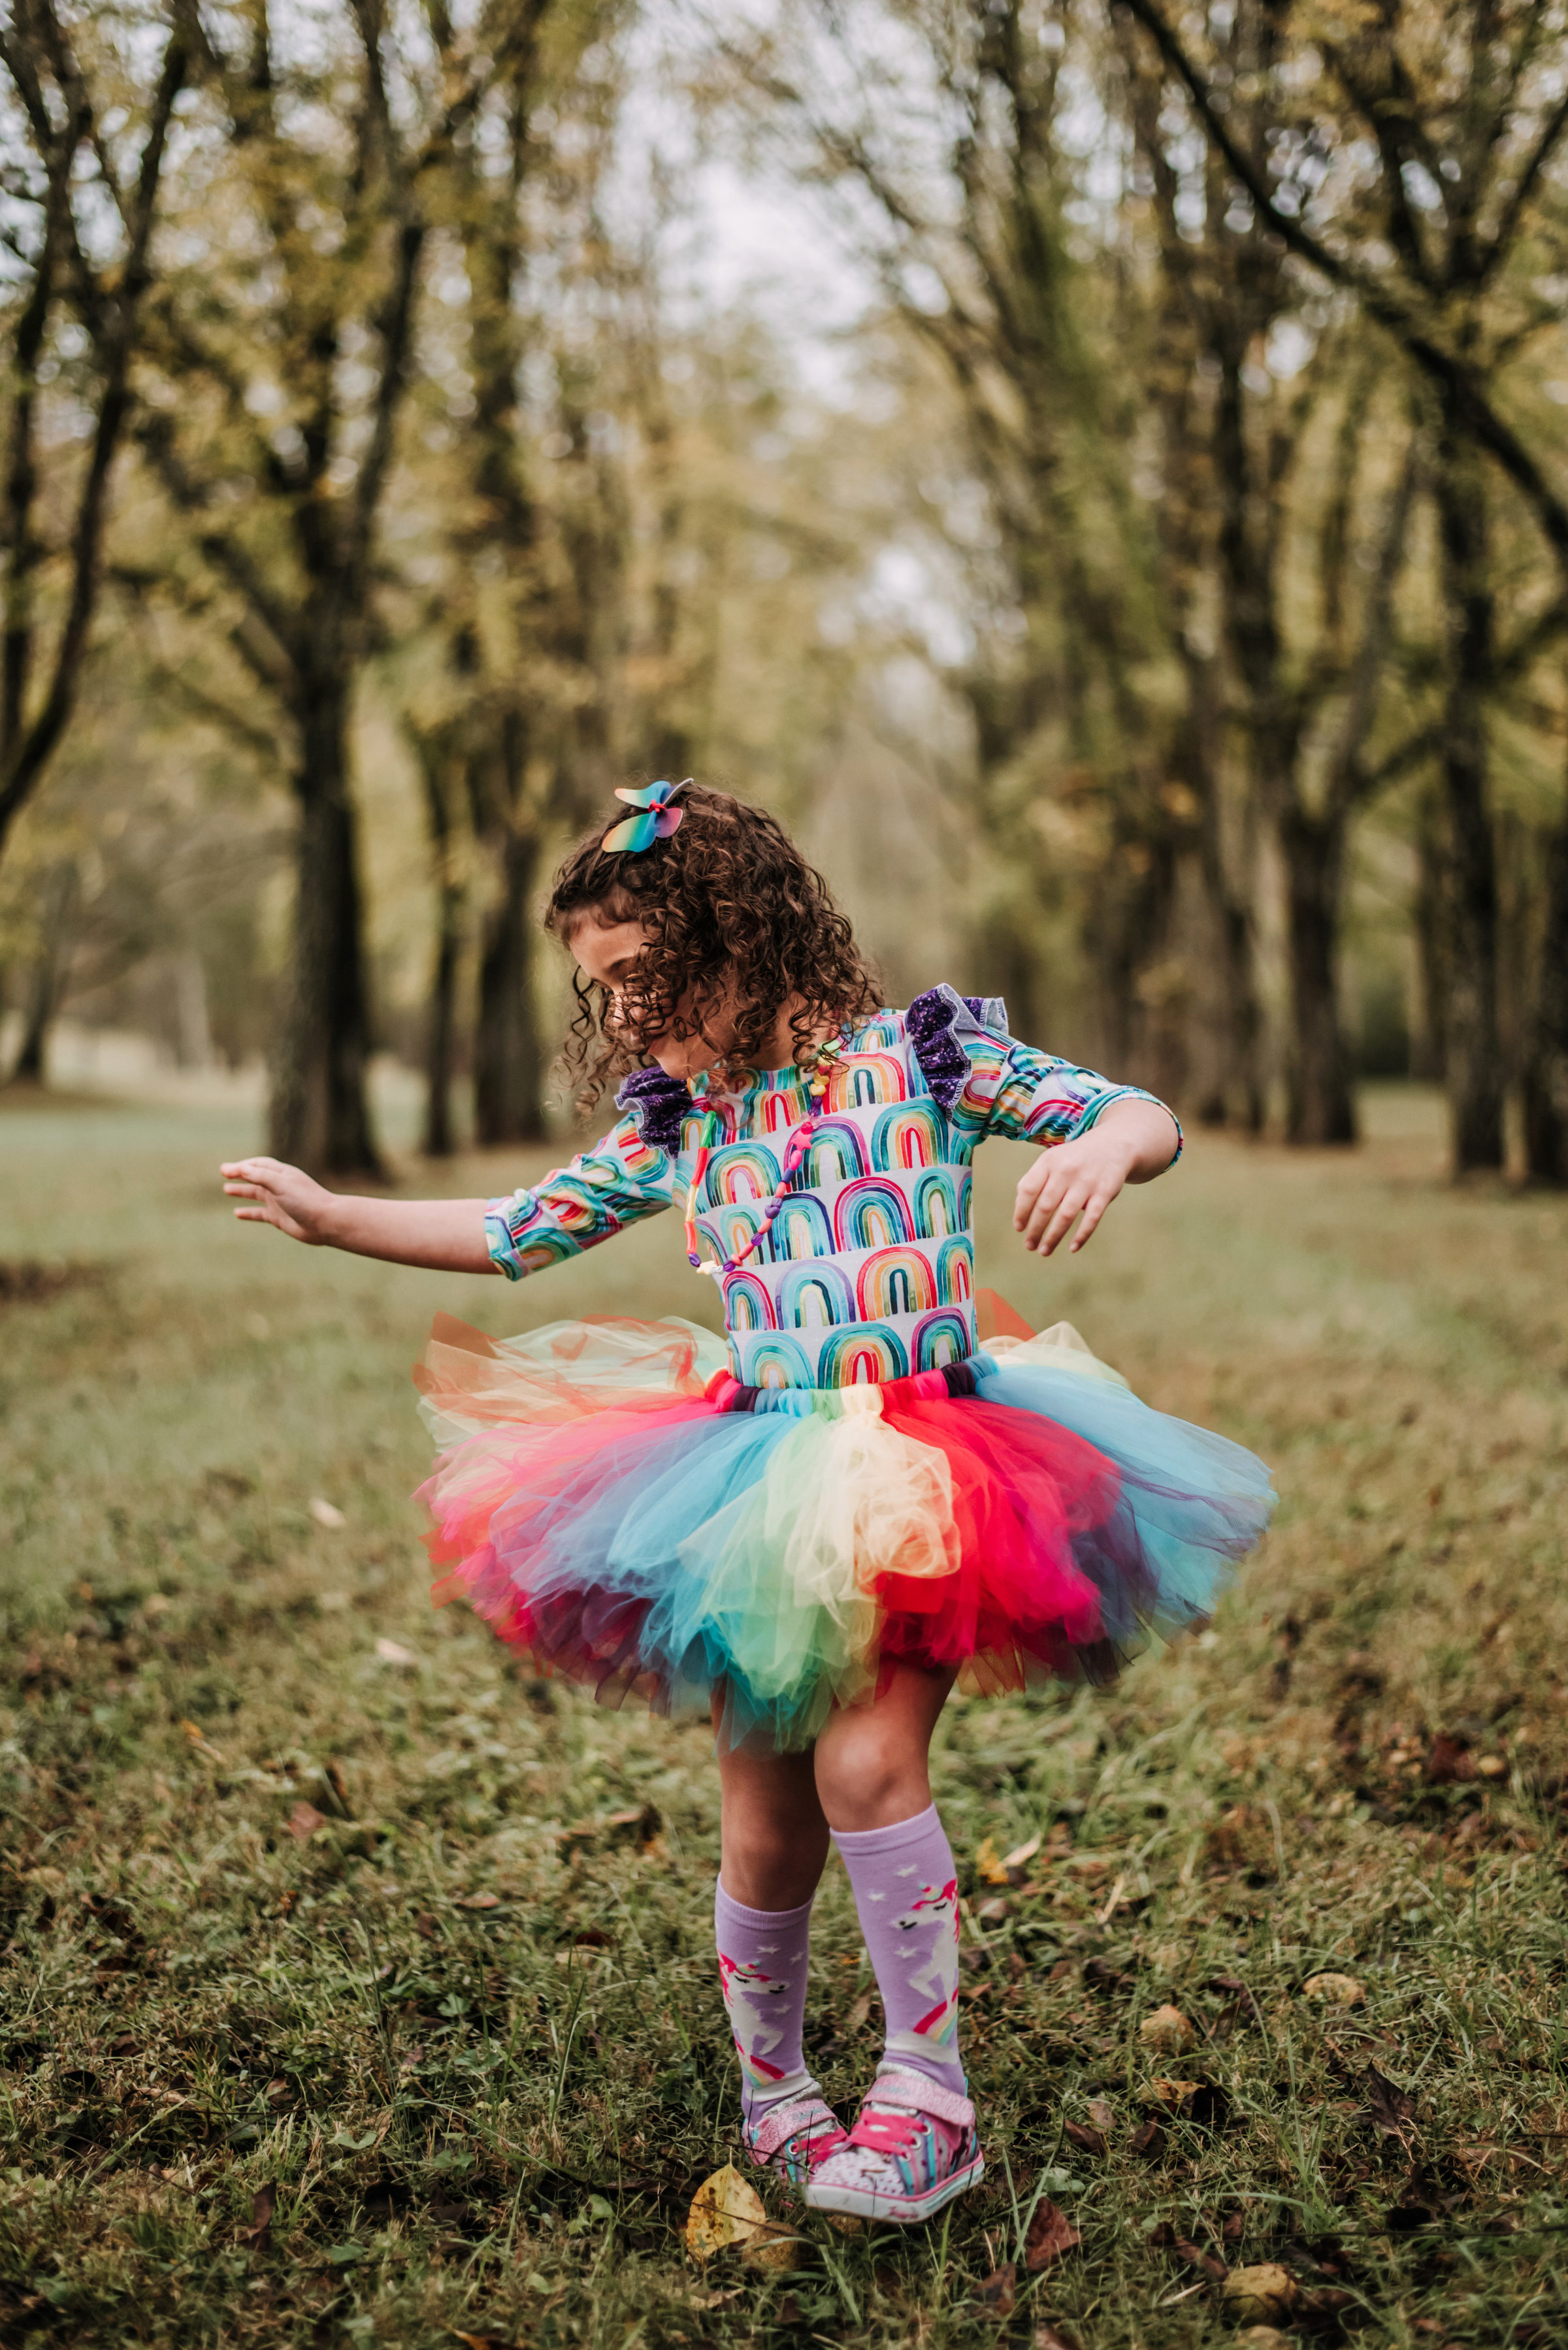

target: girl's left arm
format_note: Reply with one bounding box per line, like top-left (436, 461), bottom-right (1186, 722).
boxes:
top-left (962, 1023), bottom-right (1181, 1258)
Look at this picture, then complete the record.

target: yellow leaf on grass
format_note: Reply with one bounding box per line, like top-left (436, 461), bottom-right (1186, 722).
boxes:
top-left (1146, 2077), bottom-right (1204, 2108)
top-left (1222, 2266), bottom-right (1299, 2323)
top-left (684, 2164), bottom-right (799, 2270)
top-left (975, 1837), bottom-right (1010, 1887)
top-left (1138, 2004), bottom-right (1196, 2054)
top-left (1302, 1971), bottom-right (1364, 2006)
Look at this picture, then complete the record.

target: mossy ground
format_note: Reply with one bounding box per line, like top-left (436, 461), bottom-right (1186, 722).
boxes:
top-left (2, 1086), bottom-right (1565, 2349)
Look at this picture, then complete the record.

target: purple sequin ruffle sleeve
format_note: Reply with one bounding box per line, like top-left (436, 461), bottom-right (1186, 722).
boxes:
top-left (906, 986), bottom-right (1010, 1112)
top-left (614, 1066), bottom-right (693, 1153)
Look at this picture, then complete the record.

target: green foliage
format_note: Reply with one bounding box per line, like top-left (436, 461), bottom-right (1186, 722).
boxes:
top-left (2, 1089), bottom-right (1567, 2344)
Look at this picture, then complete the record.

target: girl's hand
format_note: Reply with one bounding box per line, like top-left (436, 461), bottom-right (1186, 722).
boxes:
top-left (221, 1157), bottom-right (340, 1246)
top-left (1011, 1101), bottom-right (1179, 1255)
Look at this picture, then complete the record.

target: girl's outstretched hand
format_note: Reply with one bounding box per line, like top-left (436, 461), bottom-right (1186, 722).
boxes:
top-left (221, 1156), bottom-right (338, 1246)
top-left (1011, 1100), bottom-right (1181, 1256)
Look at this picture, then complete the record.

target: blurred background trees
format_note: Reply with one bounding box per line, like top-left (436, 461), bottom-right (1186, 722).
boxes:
top-left (2, 0), bottom-right (1566, 1180)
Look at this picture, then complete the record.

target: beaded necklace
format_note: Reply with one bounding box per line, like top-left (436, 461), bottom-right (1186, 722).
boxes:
top-left (683, 1034), bottom-right (845, 1278)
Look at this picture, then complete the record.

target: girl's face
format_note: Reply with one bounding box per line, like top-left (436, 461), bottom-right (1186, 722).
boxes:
top-left (570, 914), bottom-right (732, 1082)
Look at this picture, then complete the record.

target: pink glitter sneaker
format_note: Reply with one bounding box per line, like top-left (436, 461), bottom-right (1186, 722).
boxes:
top-left (743, 2094), bottom-right (851, 2191)
top-left (802, 2068), bottom-right (984, 2224)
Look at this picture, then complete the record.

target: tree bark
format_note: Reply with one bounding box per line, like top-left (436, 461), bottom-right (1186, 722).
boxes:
top-left (1433, 427), bottom-right (1503, 1172)
top-left (1410, 786), bottom-right (1448, 1082)
top-left (267, 689), bottom-right (383, 1176)
top-left (1279, 806), bottom-right (1356, 1144)
top-left (1523, 793), bottom-right (1568, 1183)
top-left (470, 721), bottom-right (545, 1145)
top-left (417, 744), bottom-right (465, 1159)
top-left (8, 856), bottom-right (77, 1083)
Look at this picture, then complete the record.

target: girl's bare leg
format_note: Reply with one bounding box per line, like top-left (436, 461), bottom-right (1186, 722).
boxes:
top-left (812, 1661), bottom-right (957, 1832)
top-left (712, 1693), bottom-right (831, 1908)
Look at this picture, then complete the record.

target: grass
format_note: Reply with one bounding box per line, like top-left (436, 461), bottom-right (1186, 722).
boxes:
top-left (2, 1082), bottom-right (1566, 2350)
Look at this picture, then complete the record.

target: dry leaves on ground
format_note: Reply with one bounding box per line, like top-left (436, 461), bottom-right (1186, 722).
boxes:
top-left (1222, 2266), bottom-right (1299, 2323)
top-left (684, 2164), bottom-right (798, 2270)
top-left (1139, 2004), bottom-right (1196, 2053)
top-left (1303, 1971), bottom-right (1364, 2006)
top-left (1024, 2198), bottom-right (1081, 2270)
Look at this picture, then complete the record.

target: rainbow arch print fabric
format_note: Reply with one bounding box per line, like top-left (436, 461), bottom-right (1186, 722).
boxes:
top-left (483, 986), bottom-right (1170, 1391)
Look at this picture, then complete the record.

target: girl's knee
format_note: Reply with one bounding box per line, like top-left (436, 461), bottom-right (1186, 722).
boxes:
top-left (814, 1711), bottom-right (929, 1830)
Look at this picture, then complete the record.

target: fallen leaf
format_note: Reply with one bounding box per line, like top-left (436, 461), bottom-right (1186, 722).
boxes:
top-left (1033, 2326), bottom-right (1081, 2350)
top-left (1129, 2117), bottom-right (1166, 2159)
top-left (1147, 2077), bottom-right (1204, 2110)
top-left (684, 2164), bottom-right (798, 2270)
top-left (375, 1638), bottom-right (417, 1666)
top-left (975, 1836), bottom-right (1010, 1887)
top-left (455, 1891), bottom-right (501, 1910)
top-left (1172, 2235), bottom-right (1227, 2281)
top-left (1086, 2096), bottom-right (1113, 2132)
top-left (1000, 1833), bottom-right (1043, 1874)
top-left (1364, 2064), bottom-right (1416, 2138)
top-left (845, 1991), bottom-right (872, 2032)
top-left (975, 1896), bottom-right (1009, 1923)
top-left (1222, 2266), bottom-right (1299, 2324)
top-left (238, 2181), bottom-right (276, 2249)
top-left (1423, 1733), bottom-right (1475, 1785)
top-left (286, 1801), bottom-right (326, 1841)
top-left (975, 2264), bottom-right (1016, 2317)
top-left (1024, 2198), bottom-right (1081, 2270)
top-left (1303, 1971), bottom-right (1365, 2006)
top-left (1235, 2331), bottom-right (1294, 2350)
top-left (1139, 2004), bottom-right (1196, 2054)
top-left (824, 2213), bottom-right (862, 2236)
top-left (1063, 2120), bottom-right (1106, 2157)
top-left (308, 1497), bottom-right (346, 1529)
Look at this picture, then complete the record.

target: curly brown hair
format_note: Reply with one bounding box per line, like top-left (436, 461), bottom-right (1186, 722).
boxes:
top-left (544, 784), bottom-right (883, 1116)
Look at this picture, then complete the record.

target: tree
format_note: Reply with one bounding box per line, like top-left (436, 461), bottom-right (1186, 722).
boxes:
top-left (0, 0), bottom-right (189, 867)
top-left (1122, 0), bottom-right (1568, 1174)
top-left (136, 0), bottom-right (551, 1174)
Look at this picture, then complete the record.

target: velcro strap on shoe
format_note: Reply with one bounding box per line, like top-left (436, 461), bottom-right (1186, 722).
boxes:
top-left (867, 2066), bottom-right (975, 2130)
top-left (748, 2096), bottom-right (842, 2162)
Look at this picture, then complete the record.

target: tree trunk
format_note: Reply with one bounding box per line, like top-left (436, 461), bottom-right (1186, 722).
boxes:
top-left (267, 691), bottom-right (383, 1176)
top-left (471, 721), bottom-right (544, 1146)
top-left (418, 744), bottom-right (465, 1158)
top-left (1433, 429), bottom-right (1503, 1172)
top-left (1410, 785), bottom-right (1448, 1082)
top-left (1523, 795), bottom-right (1568, 1184)
top-left (1280, 806), bottom-right (1356, 1144)
top-left (8, 857), bottom-right (77, 1084)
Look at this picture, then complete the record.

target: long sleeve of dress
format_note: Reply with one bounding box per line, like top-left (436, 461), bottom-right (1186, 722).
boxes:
top-left (913, 985), bottom-right (1181, 1159)
top-left (484, 1114), bottom-right (677, 1280)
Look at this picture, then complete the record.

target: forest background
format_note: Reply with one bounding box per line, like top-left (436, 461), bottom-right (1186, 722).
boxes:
top-left (4, 0), bottom-right (1568, 1180)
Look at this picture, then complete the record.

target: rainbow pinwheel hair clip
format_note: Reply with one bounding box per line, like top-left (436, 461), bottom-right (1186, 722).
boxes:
top-left (601, 777), bottom-right (690, 854)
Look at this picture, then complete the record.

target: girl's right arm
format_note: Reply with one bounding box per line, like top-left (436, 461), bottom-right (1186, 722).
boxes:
top-left (221, 1110), bottom-right (678, 1278)
top-left (221, 1158), bottom-right (495, 1272)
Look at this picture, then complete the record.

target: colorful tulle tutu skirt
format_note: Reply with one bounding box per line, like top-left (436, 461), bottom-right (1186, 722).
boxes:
top-left (414, 1307), bottom-right (1276, 1748)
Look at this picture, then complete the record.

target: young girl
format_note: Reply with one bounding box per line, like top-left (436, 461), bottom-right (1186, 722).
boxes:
top-left (222, 782), bottom-right (1273, 2225)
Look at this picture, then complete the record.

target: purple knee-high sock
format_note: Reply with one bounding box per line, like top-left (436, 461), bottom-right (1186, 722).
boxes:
top-left (715, 1881), bottom-right (820, 2128)
top-left (830, 1802), bottom-right (966, 2097)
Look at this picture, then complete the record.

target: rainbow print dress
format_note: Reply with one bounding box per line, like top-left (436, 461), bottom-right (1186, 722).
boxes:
top-left (416, 987), bottom-right (1274, 1745)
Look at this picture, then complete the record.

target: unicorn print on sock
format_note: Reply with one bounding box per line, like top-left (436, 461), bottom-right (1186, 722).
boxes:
top-left (719, 1950), bottom-right (794, 2087)
top-left (885, 1876), bottom-right (960, 2068)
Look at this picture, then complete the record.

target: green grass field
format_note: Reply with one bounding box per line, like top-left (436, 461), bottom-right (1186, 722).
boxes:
top-left (3, 1086), bottom-right (1565, 2350)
